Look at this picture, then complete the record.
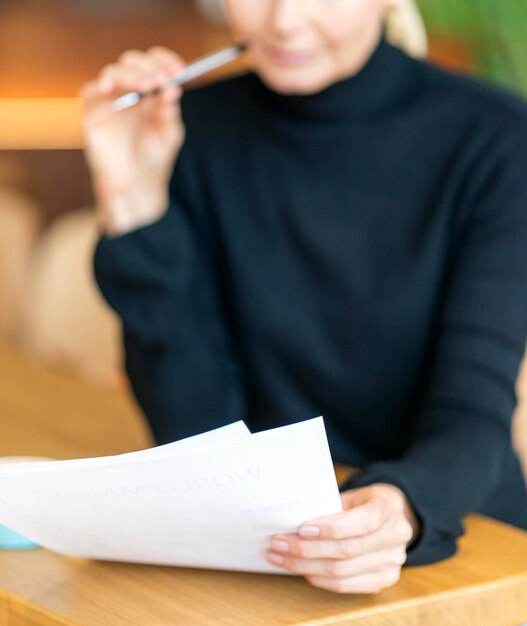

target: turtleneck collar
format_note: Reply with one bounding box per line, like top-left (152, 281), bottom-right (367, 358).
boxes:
top-left (250, 38), bottom-right (420, 124)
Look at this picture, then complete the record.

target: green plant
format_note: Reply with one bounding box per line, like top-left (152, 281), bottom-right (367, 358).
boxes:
top-left (416, 0), bottom-right (527, 97)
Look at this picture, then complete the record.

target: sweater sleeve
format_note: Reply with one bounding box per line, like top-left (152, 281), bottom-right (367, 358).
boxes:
top-left (340, 121), bottom-right (527, 565)
top-left (93, 141), bottom-right (246, 444)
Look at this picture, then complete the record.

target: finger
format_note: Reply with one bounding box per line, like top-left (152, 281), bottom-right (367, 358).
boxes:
top-left (299, 502), bottom-right (389, 540)
top-left (112, 66), bottom-right (182, 104)
top-left (136, 47), bottom-right (186, 88)
top-left (270, 527), bottom-right (402, 560)
top-left (118, 47), bottom-right (183, 74)
top-left (118, 49), bottom-right (154, 72)
top-left (79, 76), bottom-right (115, 104)
top-left (147, 46), bottom-right (186, 72)
top-left (306, 567), bottom-right (402, 595)
top-left (98, 64), bottom-right (145, 92)
top-left (119, 51), bottom-right (179, 90)
top-left (79, 78), bottom-right (123, 127)
top-left (266, 547), bottom-right (407, 578)
top-left (101, 63), bottom-right (167, 93)
top-left (146, 48), bottom-right (186, 91)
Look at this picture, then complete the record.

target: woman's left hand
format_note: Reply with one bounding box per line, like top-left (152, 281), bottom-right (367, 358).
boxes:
top-left (265, 483), bottom-right (419, 594)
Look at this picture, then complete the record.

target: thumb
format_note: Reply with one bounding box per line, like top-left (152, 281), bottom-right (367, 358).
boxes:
top-left (340, 485), bottom-right (377, 510)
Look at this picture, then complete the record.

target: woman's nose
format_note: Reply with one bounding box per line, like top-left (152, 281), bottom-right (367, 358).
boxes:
top-left (268, 0), bottom-right (307, 37)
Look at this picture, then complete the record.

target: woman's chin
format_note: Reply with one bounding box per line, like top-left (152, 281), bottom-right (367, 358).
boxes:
top-left (256, 65), bottom-right (333, 96)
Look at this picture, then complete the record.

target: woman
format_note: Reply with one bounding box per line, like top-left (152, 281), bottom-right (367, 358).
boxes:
top-left (81, 0), bottom-right (527, 594)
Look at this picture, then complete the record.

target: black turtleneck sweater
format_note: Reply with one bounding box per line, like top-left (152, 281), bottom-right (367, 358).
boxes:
top-left (94, 40), bottom-right (527, 566)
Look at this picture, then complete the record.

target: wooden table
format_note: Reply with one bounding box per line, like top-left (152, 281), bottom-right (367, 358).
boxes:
top-left (1, 341), bottom-right (527, 626)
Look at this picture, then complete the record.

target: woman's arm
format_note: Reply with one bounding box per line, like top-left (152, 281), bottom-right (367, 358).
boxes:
top-left (266, 118), bottom-right (527, 589)
top-left (343, 119), bottom-right (527, 565)
top-left (93, 141), bottom-right (247, 443)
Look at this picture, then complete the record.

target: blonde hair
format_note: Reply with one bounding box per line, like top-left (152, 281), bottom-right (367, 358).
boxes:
top-left (385, 0), bottom-right (428, 59)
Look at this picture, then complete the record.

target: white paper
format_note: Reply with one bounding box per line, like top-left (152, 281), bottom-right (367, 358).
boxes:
top-left (0, 421), bottom-right (251, 473)
top-left (0, 417), bottom-right (342, 574)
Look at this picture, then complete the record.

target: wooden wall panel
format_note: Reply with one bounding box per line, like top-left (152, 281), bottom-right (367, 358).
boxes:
top-left (0, 0), bottom-right (232, 218)
top-left (0, 0), bottom-right (230, 97)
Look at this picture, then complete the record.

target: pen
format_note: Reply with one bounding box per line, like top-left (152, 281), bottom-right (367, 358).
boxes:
top-left (111, 43), bottom-right (247, 113)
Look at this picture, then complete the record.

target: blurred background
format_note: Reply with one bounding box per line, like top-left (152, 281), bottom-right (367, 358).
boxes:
top-left (0, 0), bottom-right (526, 389)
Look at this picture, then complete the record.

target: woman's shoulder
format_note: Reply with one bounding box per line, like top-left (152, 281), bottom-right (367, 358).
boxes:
top-left (410, 52), bottom-right (527, 133)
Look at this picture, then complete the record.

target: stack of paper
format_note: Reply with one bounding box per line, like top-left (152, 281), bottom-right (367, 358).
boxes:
top-left (0, 417), bottom-right (342, 573)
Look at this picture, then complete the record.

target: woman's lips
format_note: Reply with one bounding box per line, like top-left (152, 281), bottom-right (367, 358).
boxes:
top-left (264, 45), bottom-right (319, 65)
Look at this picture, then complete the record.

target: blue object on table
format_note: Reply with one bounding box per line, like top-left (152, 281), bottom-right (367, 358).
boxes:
top-left (0, 455), bottom-right (51, 550)
top-left (0, 523), bottom-right (38, 550)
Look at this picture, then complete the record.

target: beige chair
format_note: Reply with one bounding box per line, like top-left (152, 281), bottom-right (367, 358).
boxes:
top-left (0, 186), bottom-right (42, 341)
top-left (513, 347), bottom-right (527, 482)
top-left (21, 208), bottom-right (123, 388)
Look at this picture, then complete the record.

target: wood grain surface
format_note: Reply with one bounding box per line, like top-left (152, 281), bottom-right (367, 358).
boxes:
top-left (1, 341), bottom-right (527, 626)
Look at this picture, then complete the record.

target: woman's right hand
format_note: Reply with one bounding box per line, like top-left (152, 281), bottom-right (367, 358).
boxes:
top-left (79, 47), bottom-right (187, 236)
